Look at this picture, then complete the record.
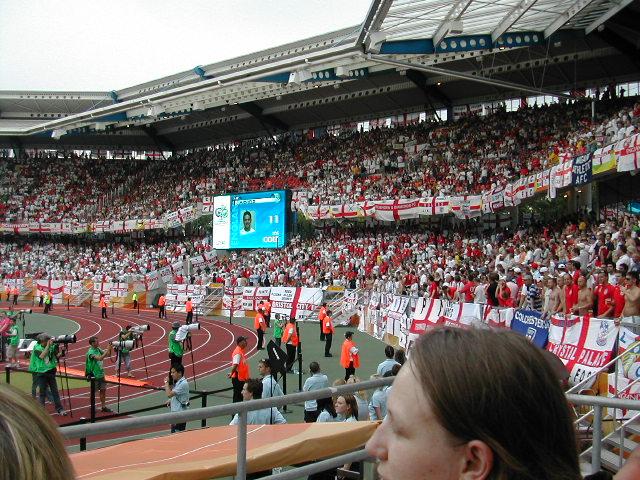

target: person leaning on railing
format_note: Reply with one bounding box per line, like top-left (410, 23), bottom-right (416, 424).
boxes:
top-left (366, 327), bottom-right (582, 480)
top-left (0, 384), bottom-right (76, 480)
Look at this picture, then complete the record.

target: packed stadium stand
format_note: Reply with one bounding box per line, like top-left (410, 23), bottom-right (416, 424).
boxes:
top-left (2, 0), bottom-right (640, 479)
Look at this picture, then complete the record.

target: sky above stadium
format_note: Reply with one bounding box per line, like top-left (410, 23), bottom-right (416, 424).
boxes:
top-left (0, 0), bottom-right (371, 92)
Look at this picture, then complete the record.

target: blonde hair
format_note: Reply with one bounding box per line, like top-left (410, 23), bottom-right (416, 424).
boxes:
top-left (0, 384), bottom-right (75, 480)
top-left (347, 375), bottom-right (368, 401)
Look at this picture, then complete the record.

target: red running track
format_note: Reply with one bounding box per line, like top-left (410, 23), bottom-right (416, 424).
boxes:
top-left (2, 303), bottom-right (258, 430)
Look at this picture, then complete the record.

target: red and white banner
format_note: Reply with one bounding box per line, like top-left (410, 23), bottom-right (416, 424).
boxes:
top-left (36, 279), bottom-right (65, 304)
top-left (548, 160), bottom-right (573, 199)
top-left (608, 326), bottom-right (640, 418)
top-left (241, 287), bottom-right (271, 311)
top-left (616, 133), bottom-right (640, 173)
top-left (63, 280), bottom-right (83, 297)
top-left (109, 282), bottom-right (130, 298)
top-left (372, 199), bottom-right (422, 221)
top-left (420, 196), bottom-right (450, 215)
top-left (546, 315), bottom-right (618, 387)
top-left (202, 196), bottom-right (214, 213)
top-left (270, 287), bottom-right (323, 320)
top-left (481, 186), bottom-right (505, 214)
top-left (449, 196), bottom-right (482, 219)
top-left (534, 170), bottom-right (550, 193)
top-left (328, 204), bottom-right (361, 219)
top-left (92, 281), bottom-right (113, 303)
top-left (409, 299), bottom-right (484, 333)
top-left (221, 286), bottom-right (244, 317)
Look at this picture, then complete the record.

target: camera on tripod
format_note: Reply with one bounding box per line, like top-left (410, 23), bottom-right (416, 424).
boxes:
top-left (130, 324), bottom-right (150, 336)
top-left (53, 334), bottom-right (77, 344)
top-left (111, 339), bottom-right (136, 350)
top-left (176, 322), bottom-right (200, 341)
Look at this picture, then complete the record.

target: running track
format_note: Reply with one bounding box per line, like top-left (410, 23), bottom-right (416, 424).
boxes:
top-left (4, 303), bottom-right (258, 428)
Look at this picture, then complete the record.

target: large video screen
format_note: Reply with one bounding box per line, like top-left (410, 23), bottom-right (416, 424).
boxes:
top-left (212, 190), bottom-right (288, 249)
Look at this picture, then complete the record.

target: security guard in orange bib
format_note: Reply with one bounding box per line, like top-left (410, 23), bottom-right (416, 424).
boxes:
top-left (318, 302), bottom-right (328, 341)
top-left (99, 295), bottom-right (108, 319)
top-left (228, 336), bottom-right (250, 403)
top-left (281, 317), bottom-right (299, 373)
top-left (263, 299), bottom-right (272, 328)
top-left (185, 297), bottom-right (193, 324)
top-left (158, 294), bottom-right (166, 319)
top-left (323, 309), bottom-right (335, 357)
top-left (254, 307), bottom-right (267, 350)
top-left (340, 331), bottom-right (360, 381)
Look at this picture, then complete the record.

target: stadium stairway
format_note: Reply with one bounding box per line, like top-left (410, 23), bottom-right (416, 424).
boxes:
top-left (579, 412), bottom-right (640, 474)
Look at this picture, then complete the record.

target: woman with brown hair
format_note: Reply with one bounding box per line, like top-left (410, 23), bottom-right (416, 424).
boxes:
top-left (0, 384), bottom-right (75, 480)
top-left (366, 327), bottom-right (582, 480)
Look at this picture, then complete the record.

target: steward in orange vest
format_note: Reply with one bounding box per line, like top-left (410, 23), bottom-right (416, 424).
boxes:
top-left (5, 285), bottom-right (10, 302)
top-left (322, 309), bottom-right (335, 358)
top-left (228, 336), bottom-right (250, 403)
top-left (340, 331), bottom-right (360, 381)
top-left (254, 308), bottom-right (267, 350)
top-left (263, 299), bottom-right (272, 328)
top-left (12, 286), bottom-right (19, 305)
top-left (158, 294), bottom-right (166, 319)
top-left (318, 302), bottom-right (328, 341)
top-left (282, 317), bottom-right (299, 373)
top-left (99, 295), bottom-right (108, 319)
top-left (185, 297), bottom-right (194, 324)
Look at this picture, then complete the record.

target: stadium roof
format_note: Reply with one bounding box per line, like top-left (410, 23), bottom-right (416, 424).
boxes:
top-left (1, 0), bottom-right (639, 151)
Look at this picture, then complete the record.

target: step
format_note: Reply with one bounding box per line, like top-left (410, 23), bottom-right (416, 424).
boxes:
top-left (604, 433), bottom-right (638, 452)
top-left (581, 448), bottom-right (625, 473)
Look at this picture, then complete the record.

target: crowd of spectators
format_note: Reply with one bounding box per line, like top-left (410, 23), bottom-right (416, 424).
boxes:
top-left (1, 97), bottom-right (638, 224)
top-left (1, 213), bottom-right (639, 321)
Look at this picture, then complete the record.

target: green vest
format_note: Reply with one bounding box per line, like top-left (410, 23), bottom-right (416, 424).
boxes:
top-left (168, 330), bottom-right (183, 357)
top-left (86, 346), bottom-right (106, 379)
top-left (118, 330), bottom-right (130, 354)
top-left (132, 293), bottom-right (138, 301)
top-left (29, 343), bottom-right (58, 373)
top-left (7, 325), bottom-right (19, 346)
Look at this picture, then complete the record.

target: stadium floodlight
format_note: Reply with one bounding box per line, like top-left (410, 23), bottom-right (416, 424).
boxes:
top-left (51, 129), bottom-right (66, 139)
top-left (288, 70), bottom-right (313, 85)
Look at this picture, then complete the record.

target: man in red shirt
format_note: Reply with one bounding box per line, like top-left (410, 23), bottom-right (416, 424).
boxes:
top-left (593, 271), bottom-right (615, 318)
top-left (457, 273), bottom-right (476, 303)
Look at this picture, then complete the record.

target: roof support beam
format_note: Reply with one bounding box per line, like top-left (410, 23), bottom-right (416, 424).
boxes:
top-left (585, 0), bottom-right (635, 34)
top-left (594, 27), bottom-right (640, 70)
top-left (544, 0), bottom-right (601, 38)
top-left (405, 69), bottom-right (452, 108)
top-left (367, 53), bottom-right (573, 99)
top-left (491, 0), bottom-right (538, 43)
top-left (433, 0), bottom-right (475, 46)
top-left (237, 101), bottom-right (289, 132)
top-left (358, 0), bottom-right (394, 50)
top-left (140, 125), bottom-right (175, 155)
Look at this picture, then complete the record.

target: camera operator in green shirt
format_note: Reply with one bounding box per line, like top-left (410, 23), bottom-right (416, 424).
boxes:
top-left (85, 336), bottom-right (113, 413)
top-left (29, 334), bottom-right (67, 416)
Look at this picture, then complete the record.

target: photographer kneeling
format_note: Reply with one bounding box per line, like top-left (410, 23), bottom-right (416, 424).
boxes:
top-left (85, 336), bottom-right (113, 413)
top-left (165, 363), bottom-right (189, 433)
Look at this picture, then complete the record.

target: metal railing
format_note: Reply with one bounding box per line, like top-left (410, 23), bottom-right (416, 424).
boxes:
top-left (567, 394), bottom-right (640, 474)
top-left (60, 376), bottom-right (393, 479)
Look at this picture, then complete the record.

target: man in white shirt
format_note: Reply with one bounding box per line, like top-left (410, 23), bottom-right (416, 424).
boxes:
top-left (302, 361), bottom-right (329, 423)
top-left (259, 358), bottom-right (284, 400)
top-left (229, 378), bottom-right (286, 426)
top-left (376, 345), bottom-right (399, 376)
